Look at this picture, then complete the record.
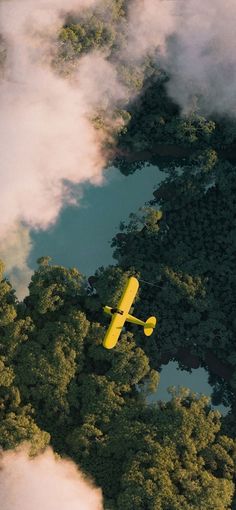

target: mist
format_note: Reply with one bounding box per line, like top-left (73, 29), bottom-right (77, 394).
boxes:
top-left (0, 0), bottom-right (125, 298)
top-left (126, 0), bottom-right (236, 117)
top-left (0, 446), bottom-right (104, 510)
top-left (125, 0), bottom-right (176, 62)
top-left (162, 0), bottom-right (236, 116)
top-left (0, 223), bottom-right (33, 300)
top-left (1, 0), bottom-right (236, 297)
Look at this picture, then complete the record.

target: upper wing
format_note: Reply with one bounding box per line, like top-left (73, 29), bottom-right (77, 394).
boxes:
top-left (117, 276), bottom-right (139, 314)
top-left (103, 277), bottom-right (139, 349)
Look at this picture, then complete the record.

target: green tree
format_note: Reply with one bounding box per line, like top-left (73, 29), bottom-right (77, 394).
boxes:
top-left (1, 257), bottom-right (236, 507)
top-left (111, 159), bottom-right (236, 415)
top-left (56, 0), bottom-right (127, 70)
top-left (70, 387), bottom-right (236, 509)
top-left (0, 261), bottom-right (49, 454)
top-left (12, 260), bottom-right (156, 455)
top-left (111, 388), bottom-right (236, 509)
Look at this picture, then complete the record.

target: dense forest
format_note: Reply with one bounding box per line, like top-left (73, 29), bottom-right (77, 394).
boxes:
top-left (1, 0), bottom-right (236, 508)
top-left (1, 257), bottom-right (236, 509)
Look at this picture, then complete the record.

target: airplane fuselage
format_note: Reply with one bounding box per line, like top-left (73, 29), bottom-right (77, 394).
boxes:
top-left (102, 277), bottom-right (157, 349)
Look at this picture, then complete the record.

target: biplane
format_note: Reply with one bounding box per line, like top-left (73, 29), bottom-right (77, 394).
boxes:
top-left (102, 276), bottom-right (157, 349)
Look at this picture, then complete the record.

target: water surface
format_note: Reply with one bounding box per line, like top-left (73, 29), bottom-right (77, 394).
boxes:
top-left (29, 164), bottom-right (228, 415)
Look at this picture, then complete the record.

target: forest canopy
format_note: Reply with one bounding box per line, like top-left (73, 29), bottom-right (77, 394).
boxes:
top-left (1, 258), bottom-right (236, 509)
top-left (1, 0), bottom-right (236, 508)
top-left (53, 0), bottom-right (236, 175)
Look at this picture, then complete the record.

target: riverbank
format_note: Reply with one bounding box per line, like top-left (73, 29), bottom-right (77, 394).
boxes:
top-left (114, 143), bottom-right (236, 167)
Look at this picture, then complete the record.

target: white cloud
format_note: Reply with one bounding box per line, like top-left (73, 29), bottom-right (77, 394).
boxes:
top-left (0, 446), bottom-right (104, 510)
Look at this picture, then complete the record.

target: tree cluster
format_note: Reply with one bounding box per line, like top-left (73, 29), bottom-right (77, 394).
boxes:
top-left (1, 2), bottom-right (236, 506)
top-left (0, 258), bottom-right (236, 508)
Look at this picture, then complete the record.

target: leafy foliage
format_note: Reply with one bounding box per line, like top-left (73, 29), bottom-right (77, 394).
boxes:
top-left (1, 257), bottom-right (236, 507)
top-left (56, 0), bottom-right (127, 69)
top-left (1, 3), bottom-right (236, 506)
top-left (111, 158), bottom-right (236, 419)
top-left (0, 262), bottom-right (50, 454)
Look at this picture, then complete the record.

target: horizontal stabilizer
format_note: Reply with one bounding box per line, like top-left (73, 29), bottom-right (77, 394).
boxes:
top-left (144, 316), bottom-right (157, 336)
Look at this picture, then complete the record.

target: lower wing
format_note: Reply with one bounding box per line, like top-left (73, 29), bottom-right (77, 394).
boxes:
top-left (103, 313), bottom-right (126, 349)
top-left (103, 277), bottom-right (139, 349)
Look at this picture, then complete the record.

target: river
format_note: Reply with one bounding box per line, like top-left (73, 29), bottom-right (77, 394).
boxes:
top-left (29, 164), bottom-right (228, 416)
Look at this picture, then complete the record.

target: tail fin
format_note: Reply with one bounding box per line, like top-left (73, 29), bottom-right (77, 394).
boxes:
top-left (144, 316), bottom-right (157, 336)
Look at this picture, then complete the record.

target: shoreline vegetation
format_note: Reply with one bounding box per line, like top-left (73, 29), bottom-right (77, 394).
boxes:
top-left (1, 1), bottom-right (236, 507)
top-left (113, 143), bottom-right (236, 167)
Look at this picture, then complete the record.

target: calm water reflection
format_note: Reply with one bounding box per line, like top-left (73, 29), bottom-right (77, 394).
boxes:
top-left (29, 165), bottom-right (228, 415)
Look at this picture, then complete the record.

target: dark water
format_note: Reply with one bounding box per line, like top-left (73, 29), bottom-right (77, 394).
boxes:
top-left (149, 361), bottom-right (228, 416)
top-left (29, 165), bottom-right (162, 275)
top-left (29, 164), bottom-right (228, 416)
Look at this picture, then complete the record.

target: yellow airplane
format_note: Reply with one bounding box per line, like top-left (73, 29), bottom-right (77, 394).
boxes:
top-left (102, 276), bottom-right (157, 349)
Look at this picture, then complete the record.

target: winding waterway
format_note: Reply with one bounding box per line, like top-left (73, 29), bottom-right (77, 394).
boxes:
top-left (29, 164), bottom-right (228, 415)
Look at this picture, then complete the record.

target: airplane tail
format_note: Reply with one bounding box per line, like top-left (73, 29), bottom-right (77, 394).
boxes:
top-left (144, 316), bottom-right (157, 336)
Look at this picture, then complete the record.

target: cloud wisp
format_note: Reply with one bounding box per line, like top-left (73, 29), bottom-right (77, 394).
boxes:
top-left (1, 0), bottom-right (236, 297)
top-left (0, 0), bottom-right (125, 297)
top-left (0, 446), bottom-right (104, 510)
top-left (127, 0), bottom-right (236, 117)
